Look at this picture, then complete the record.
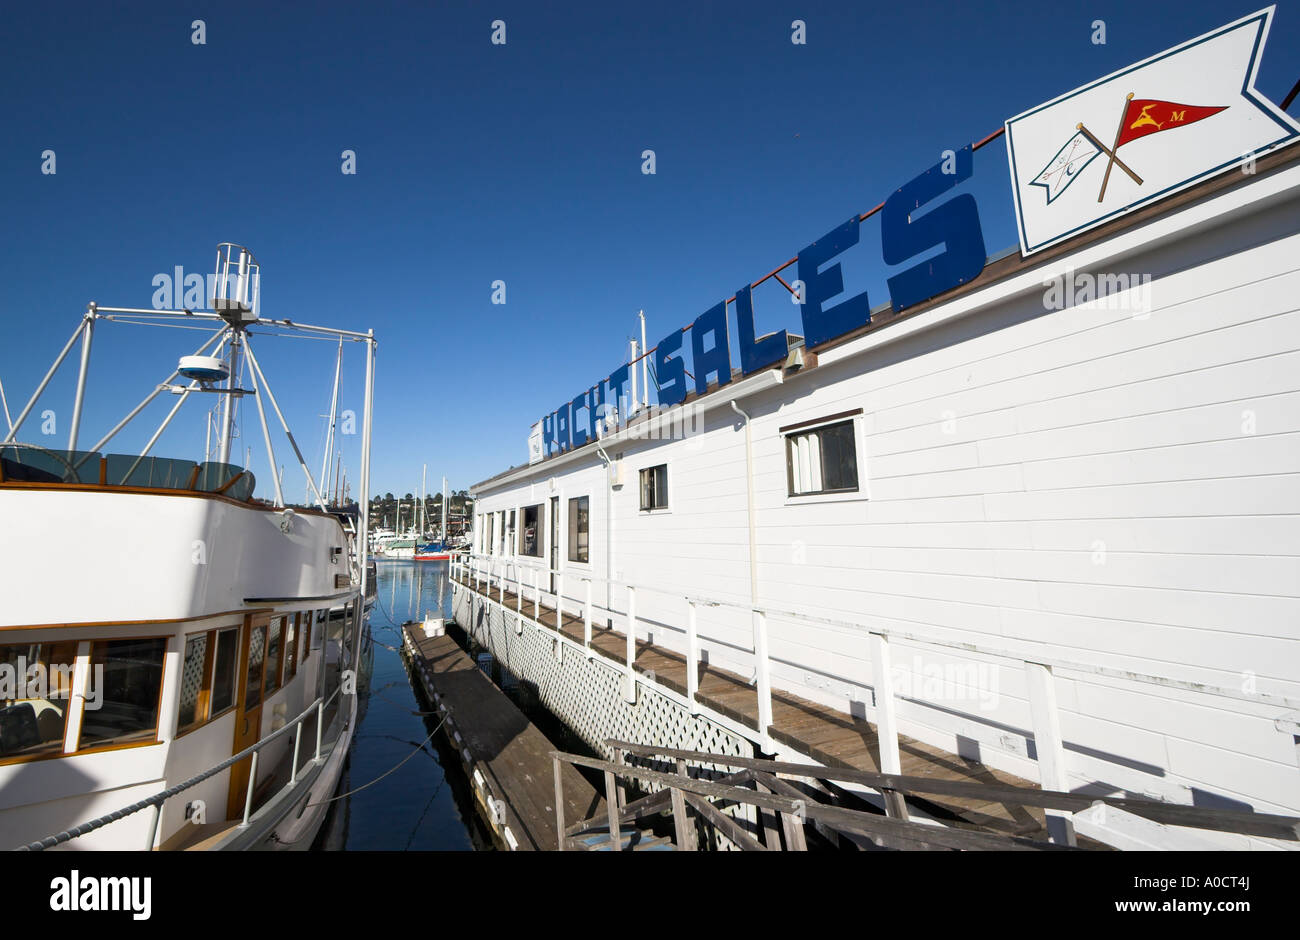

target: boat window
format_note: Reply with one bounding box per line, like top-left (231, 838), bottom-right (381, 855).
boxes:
top-left (210, 627), bottom-right (238, 715)
top-left (245, 626), bottom-right (267, 711)
top-left (177, 633), bottom-right (210, 732)
top-left (264, 617), bottom-right (284, 696)
top-left (785, 419), bottom-right (859, 497)
top-left (567, 496), bottom-right (589, 563)
top-left (639, 465), bottom-right (668, 511)
top-left (519, 504), bottom-right (543, 556)
top-left (79, 638), bottom-right (167, 750)
top-left (284, 616), bottom-right (298, 682)
top-left (0, 640), bottom-right (78, 760)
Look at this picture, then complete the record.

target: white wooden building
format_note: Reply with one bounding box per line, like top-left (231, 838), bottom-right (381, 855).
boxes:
top-left (466, 139), bottom-right (1300, 846)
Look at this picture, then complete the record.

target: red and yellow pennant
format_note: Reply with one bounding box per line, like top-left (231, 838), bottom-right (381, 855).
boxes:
top-left (1116, 98), bottom-right (1229, 148)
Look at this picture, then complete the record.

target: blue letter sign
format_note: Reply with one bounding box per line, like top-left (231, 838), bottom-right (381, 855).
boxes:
top-left (735, 285), bottom-right (787, 375)
top-left (690, 301), bottom-right (732, 396)
top-left (797, 217), bottom-right (871, 348)
top-left (654, 329), bottom-right (688, 408)
top-left (882, 144), bottom-right (985, 312)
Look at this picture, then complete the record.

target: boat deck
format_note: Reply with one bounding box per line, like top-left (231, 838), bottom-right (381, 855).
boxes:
top-left (452, 572), bottom-right (1053, 840)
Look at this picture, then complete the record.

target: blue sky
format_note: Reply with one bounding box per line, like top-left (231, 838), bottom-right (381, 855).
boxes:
top-left (1, 1), bottom-right (1296, 500)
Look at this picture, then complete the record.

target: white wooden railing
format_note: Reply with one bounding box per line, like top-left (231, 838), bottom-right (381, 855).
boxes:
top-left (452, 551), bottom-right (1300, 846)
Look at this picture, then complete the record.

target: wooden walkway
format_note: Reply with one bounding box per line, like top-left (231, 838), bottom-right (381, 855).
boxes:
top-left (402, 623), bottom-right (604, 850)
top-left (454, 574), bottom-right (1053, 841)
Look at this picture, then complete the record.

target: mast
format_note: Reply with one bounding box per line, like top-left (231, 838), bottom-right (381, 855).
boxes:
top-left (639, 309), bottom-right (648, 410)
top-left (419, 464), bottom-right (427, 539)
top-left (320, 336), bottom-right (343, 505)
top-left (441, 475), bottom-right (448, 542)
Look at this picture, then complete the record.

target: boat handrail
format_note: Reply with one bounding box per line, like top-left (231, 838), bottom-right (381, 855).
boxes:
top-left (15, 685), bottom-right (346, 851)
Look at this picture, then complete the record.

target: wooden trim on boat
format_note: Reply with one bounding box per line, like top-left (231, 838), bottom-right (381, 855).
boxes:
top-left (0, 607), bottom-right (274, 633)
top-left (214, 470), bottom-right (247, 495)
top-left (0, 477), bottom-right (337, 518)
top-left (0, 737), bottom-right (162, 769)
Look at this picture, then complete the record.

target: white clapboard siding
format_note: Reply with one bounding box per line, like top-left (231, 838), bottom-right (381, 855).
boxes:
top-left (469, 168), bottom-right (1300, 821)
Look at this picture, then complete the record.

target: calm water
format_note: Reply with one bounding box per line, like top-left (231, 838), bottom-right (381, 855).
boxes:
top-left (317, 559), bottom-right (493, 851)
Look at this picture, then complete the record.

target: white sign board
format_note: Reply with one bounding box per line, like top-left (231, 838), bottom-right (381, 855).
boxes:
top-left (1005, 7), bottom-right (1300, 256)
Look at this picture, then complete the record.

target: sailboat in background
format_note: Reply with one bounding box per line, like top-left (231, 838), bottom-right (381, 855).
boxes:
top-left (414, 474), bottom-right (452, 561)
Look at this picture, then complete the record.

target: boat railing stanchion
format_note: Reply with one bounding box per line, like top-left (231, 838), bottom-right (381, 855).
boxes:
top-left (145, 802), bottom-right (161, 851)
top-left (583, 579), bottom-right (593, 658)
top-left (687, 598), bottom-right (699, 713)
top-left (316, 700), bottom-right (324, 762)
top-left (554, 571), bottom-right (565, 663)
top-left (515, 564), bottom-right (523, 633)
top-left (241, 751), bottom-right (259, 828)
top-left (498, 561), bottom-right (504, 604)
top-left (624, 585), bottom-right (637, 703)
top-left (290, 722), bottom-right (303, 786)
top-left (533, 569), bottom-right (540, 623)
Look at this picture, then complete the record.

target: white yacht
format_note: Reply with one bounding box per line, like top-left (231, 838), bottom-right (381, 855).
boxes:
top-left (0, 243), bottom-right (377, 850)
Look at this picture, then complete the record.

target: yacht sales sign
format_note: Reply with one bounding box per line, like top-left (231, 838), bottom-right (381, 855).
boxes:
top-left (532, 8), bottom-right (1299, 460)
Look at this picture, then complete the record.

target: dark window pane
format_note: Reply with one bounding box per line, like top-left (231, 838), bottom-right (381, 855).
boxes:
top-left (819, 422), bottom-right (858, 492)
top-left (0, 641), bottom-right (77, 758)
top-left (79, 638), bottom-right (166, 748)
top-left (210, 629), bottom-right (238, 714)
top-left (264, 618), bottom-right (283, 695)
top-left (284, 617), bottom-right (297, 681)
top-left (521, 505), bottom-right (542, 556)
top-left (568, 497), bottom-right (589, 562)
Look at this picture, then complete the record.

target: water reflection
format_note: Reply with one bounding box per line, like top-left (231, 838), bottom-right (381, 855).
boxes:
top-left (315, 560), bottom-right (492, 851)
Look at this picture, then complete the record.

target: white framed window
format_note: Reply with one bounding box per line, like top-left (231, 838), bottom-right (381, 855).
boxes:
top-left (567, 496), bottom-right (589, 563)
top-left (639, 464), bottom-right (668, 511)
top-left (781, 409), bottom-right (867, 503)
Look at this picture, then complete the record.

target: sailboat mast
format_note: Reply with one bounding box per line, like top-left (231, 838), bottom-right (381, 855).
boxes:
top-left (419, 464), bottom-right (427, 538)
top-left (320, 337), bottom-right (343, 504)
top-left (441, 476), bottom-right (448, 541)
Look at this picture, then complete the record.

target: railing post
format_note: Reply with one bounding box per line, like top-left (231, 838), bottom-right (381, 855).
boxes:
top-left (553, 755), bottom-right (567, 852)
top-left (556, 572), bottom-right (564, 627)
top-left (753, 609), bottom-right (773, 745)
top-left (145, 803), bottom-right (162, 851)
top-left (604, 770), bottom-right (622, 851)
top-left (687, 598), bottom-right (699, 713)
top-left (583, 579), bottom-right (593, 658)
top-left (624, 585), bottom-right (637, 703)
top-left (516, 564), bottom-right (523, 634)
top-left (533, 569), bottom-right (540, 622)
top-left (1025, 661), bottom-right (1076, 846)
top-left (241, 751), bottom-right (259, 827)
top-left (869, 632), bottom-right (907, 819)
top-left (612, 746), bottom-right (627, 809)
top-left (290, 723), bottom-right (303, 785)
top-left (498, 561), bottom-right (504, 603)
top-left (316, 700), bottom-right (324, 762)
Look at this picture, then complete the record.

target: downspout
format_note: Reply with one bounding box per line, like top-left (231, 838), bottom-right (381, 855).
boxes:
top-left (729, 401), bottom-right (758, 607)
top-left (595, 444), bottom-right (614, 612)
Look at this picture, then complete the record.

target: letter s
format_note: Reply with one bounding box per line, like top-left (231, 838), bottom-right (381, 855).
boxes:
top-left (882, 144), bottom-right (985, 311)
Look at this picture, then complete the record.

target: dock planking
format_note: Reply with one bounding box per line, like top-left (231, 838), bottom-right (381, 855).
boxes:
top-left (455, 574), bottom-right (1052, 840)
top-left (402, 623), bottom-right (604, 850)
